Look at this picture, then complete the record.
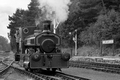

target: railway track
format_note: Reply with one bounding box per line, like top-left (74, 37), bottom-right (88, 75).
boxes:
top-left (33, 69), bottom-right (90, 80)
top-left (34, 72), bottom-right (62, 80)
top-left (55, 71), bottom-right (90, 80)
top-left (12, 62), bottom-right (90, 80)
top-left (0, 58), bottom-right (45, 80)
top-left (69, 61), bottom-right (120, 74)
top-left (0, 57), bottom-right (90, 80)
top-left (0, 58), bottom-right (14, 76)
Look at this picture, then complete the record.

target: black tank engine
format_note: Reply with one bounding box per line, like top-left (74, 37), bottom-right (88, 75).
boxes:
top-left (15, 20), bottom-right (70, 72)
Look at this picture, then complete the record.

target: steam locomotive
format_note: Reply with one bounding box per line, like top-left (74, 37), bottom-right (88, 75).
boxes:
top-left (15, 20), bottom-right (70, 72)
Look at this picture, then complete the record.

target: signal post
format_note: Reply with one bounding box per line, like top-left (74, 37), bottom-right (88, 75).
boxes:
top-left (69, 29), bottom-right (78, 56)
top-left (73, 29), bottom-right (77, 56)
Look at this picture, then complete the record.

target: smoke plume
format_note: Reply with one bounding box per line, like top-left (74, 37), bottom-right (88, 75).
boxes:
top-left (38, 0), bottom-right (71, 23)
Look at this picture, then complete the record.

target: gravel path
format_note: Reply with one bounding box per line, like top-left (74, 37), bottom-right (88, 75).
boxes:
top-left (62, 67), bottom-right (120, 80)
top-left (1, 69), bottom-right (34, 80)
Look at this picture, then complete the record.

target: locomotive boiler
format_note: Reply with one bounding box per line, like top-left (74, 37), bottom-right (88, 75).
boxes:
top-left (15, 20), bottom-right (70, 72)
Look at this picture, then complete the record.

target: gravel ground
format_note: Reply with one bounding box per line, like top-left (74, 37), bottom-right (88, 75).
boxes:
top-left (0, 63), bottom-right (6, 71)
top-left (0, 51), bottom-right (14, 60)
top-left (0, 51), bottom-right (34, 80)
top-left (62, 67), bottom-right (120, 80)
top-left (1, 69), bottom-right (34, 80)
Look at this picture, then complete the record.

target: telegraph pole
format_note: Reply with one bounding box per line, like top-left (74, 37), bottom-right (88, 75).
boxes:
top-left (75, 29), bottom-right (77, 56)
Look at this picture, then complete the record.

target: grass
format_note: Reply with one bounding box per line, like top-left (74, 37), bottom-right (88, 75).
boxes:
top-left (61, 45), bottom-right (120, 57)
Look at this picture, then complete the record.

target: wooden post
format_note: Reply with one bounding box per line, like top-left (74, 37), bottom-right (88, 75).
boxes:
top-left (112, 40), bottom-right (114, 56)
top-left (100, 40), bottom-right (102, 56)
top-left (74, 29), bottom-right (77, 56)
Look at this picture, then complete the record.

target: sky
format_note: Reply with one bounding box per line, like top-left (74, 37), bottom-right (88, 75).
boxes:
top-left (0, 0), bottom-right (31, 41)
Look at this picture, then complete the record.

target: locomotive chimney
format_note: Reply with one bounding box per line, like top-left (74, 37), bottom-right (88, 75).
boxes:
top-left (43, 20), bottom-right (52, 32)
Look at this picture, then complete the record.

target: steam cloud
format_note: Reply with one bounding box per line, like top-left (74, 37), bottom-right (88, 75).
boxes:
top-left (38, 0), bottom-right (71, 23)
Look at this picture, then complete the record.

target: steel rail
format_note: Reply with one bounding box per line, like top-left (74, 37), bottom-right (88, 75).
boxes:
top-left (1, 58), bottom-right (45, 80)
top-left (13, 63), bottom-right (61, 80)
top-left (0, 58), bottom-right (90, 80)
top-left (55, 72), bottom-right (90, 80)
top-left (69, 61), bottom-right (120, 74)
top-left (14, 62), bottom-right (90, 80)
top-left (0, 59), bottom-right (14, 75)
top-left (12, 66), bottom-right (45, 80)
top-left (35, 73), bottom-right (62, 80)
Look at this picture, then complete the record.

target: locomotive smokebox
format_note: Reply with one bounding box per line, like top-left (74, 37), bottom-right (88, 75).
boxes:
top-left (43, 20), bottom-right (52, 31)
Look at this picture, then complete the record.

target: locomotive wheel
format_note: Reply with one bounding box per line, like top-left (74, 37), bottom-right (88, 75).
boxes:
top-left (47, 68), bottom-right (50, 71)
top-left (25, 68), bottom-right (29, 71)
top-left (52, 68), bottom-right (57, 72)
top-left (29, 68), bottom-right (33, 72)
top-left (25, 63), bottom-right (31, 72)
top-left (25, 67), bottom-right (33, 72)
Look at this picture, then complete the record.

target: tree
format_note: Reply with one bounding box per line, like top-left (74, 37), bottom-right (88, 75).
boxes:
top-left (103, 0), bottom-right (120, 11)
top-left (7, 9), bottom-right (26, 50)
top-left (7, 0), bottom-right (42, 51)
top-left (25, 0), bottom-right (41, 26)
top-left (0, 36), bottom-right (10, 51)
top-left (80, 9), bottom-right (120, 47)
top-left (8, 9), bottom-right (26, 35)
top-left (62, 0), bottom-right (120, 47)
top-left (8, 9), bottom-right (26, 28)
top-left (61, 0), bottom-right (102, 47)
